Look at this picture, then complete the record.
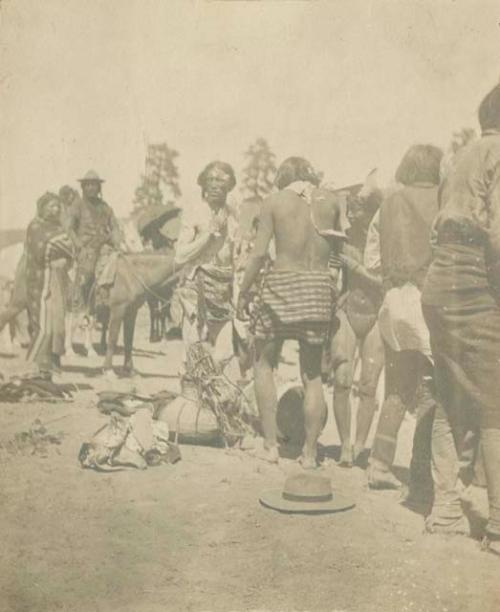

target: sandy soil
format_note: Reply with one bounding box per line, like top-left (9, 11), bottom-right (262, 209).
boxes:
top-left (0, 309), bottom-right (498, 612)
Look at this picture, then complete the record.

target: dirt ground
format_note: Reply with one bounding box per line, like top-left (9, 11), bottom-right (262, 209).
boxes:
top-left (0, 308), bottom-right (498, 612)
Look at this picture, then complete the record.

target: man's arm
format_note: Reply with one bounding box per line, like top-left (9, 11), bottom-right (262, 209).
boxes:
top-left (174, 209), bottom-right (217, 265)
top-left (238, 199), bottom-right (273, 297)
top-left (363, 210), bottom-right (381, 273)
top-left (339, 254), bottom-right (382, 289)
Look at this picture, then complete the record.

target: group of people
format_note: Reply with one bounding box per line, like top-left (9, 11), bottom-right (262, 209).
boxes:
top-left (0, 171), bottom-right (121, 376)
top-left (178, 84), bottom-right (500, 555)
top-left (3, 81), bottom-right (500, 555)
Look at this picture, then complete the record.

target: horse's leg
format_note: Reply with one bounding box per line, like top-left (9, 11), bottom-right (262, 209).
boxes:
top-left (148, 298), bottom-right (157, 343)
top-left (103, 304), bottom-right (126, 373)
top-left (84, 315), bottom-right (99, 359)
top-left (0, 325), bottom-right (13, 354)
top-left (159, 303), bottom-right (166, 340)
top-left (153, 301), bottom-right (161, 343)
top-left (99, 313), bottom-right (108, 354)
top-left (0, 301), bottom-right (25, 354)
top-left (147, 297), bottom-right (153, 342)
top-left (123, 306), bottom-right (139, 375)
top-left (0, 302), bottom-right (24, 334)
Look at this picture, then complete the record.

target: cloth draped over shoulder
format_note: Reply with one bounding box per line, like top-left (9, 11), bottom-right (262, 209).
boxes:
top-left (25, 217), bottom-right (73, 370)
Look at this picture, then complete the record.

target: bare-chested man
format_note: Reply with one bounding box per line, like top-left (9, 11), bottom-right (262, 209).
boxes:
top-left (237, 157), bottom-right (344, 467)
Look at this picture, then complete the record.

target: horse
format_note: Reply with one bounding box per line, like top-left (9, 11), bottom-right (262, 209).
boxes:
top-left (97, 251), bottom-right (181, 376)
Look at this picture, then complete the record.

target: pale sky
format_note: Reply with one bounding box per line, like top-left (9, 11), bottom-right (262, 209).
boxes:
top-left (1, 0), bottom-right (500, 228)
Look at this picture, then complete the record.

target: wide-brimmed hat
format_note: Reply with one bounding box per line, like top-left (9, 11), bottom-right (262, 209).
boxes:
top-left (136, 204), bottom-right (182, 236)
top-left (78, 170), bottom-right (105, 183)
top-left (260, 472), bottom-right (355, 514)
top-left (323, 169), bottom-right (378, 196)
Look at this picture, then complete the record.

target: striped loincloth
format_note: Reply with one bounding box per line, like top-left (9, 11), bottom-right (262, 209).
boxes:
top-left (251, 269), bottom-right (336, 345)
top-left (195, 265), bottom-right (234, 323)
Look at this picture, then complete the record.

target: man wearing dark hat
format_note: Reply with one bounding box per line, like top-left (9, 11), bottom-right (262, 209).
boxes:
top-left (66, 170), bottom-right (121, 318)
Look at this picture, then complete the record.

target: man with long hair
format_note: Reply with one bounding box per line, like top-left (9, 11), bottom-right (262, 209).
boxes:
top-left (174, 161), bottom-right (238, 365)
top-left (367, 144), bottom-right (444, 511)
top-left (238, 157), bottom-right (344, 467)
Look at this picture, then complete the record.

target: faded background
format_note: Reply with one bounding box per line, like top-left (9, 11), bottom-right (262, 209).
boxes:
top-left (1, 3), bottom-right (500, 611)
top-left (1, 0), bottom-right (500, 227)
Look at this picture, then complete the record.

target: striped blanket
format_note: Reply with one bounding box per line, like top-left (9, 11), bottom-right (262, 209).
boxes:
top-left (195, 265), bottom-right (234, 324)
top-left (251, 269), bottom-right (336, 345)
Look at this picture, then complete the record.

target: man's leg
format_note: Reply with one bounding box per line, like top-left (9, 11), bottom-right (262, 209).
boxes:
top-left (253, 337), bottom-right (282, 462)
top-left (426, 401), bottom-right (467, 533)
top-left (354, 321), bottom-right (384, 462)
top-left (368, 346), bottom-right (414, 489)
top-left (331, 310), bottom-right (357, 466)
top-left (406, 355), bottom-right (437, 506)
top-left (480, 428), bottom-right (500, 550)
top-left (299, 340), bottom-right (327, 469)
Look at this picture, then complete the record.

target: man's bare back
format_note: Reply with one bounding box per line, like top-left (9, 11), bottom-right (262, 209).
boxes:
top-left (251, 186), bottom-right (343, 273)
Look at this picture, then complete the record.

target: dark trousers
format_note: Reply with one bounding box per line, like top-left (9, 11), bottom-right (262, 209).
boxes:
top-left (371, 343), bottom-right (437, 494)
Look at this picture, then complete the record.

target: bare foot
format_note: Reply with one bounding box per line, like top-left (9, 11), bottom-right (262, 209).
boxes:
top-left (481, 535), bottom-right (500, 556)
top-left (352, 444), bottom-right (365, 464)
top-left (338, 444), bottom-right (353, 468)
top-left (299, 454), bottom-right (318, 470)
top-left (250, 445), bottom-right (279, 465)
top-left (86, 346), bottom-right (99, 359)
top-left (65, 346), bottom-right (78, 359)
top-left (103, 369), bottom-right (119, 382)
top-left (367, 462), bottom-right (401, 490)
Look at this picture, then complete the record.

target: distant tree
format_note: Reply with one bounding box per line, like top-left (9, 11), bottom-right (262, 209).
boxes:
top-left (241, 138), bottom-right (277, 201)
top-left (133, 143), bottom-right (181, 214)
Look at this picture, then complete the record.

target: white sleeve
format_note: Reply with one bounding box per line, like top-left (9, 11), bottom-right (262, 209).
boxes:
top-left (363, 210), bottom-right (381, 272)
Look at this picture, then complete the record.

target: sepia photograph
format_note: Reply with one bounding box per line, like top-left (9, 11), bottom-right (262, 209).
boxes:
top-left (0, 1), bottom-right (499, 610)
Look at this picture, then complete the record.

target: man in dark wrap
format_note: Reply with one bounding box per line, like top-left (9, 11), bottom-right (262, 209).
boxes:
top-left (422, 84), bottom-right (500, 551)
top-left (238, 157), bottom-right (344, 467)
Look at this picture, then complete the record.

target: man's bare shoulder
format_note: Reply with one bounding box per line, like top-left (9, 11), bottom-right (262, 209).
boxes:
top-left (261, 190), bottom-right (300, 211)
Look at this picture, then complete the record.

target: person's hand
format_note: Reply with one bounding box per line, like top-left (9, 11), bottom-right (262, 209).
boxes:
top-left (209, 214), bottom-right (225, 237)
top-left (236, 292), bottom-right (251, 321)
top-left (339, 253), bottom-right (360, 272)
